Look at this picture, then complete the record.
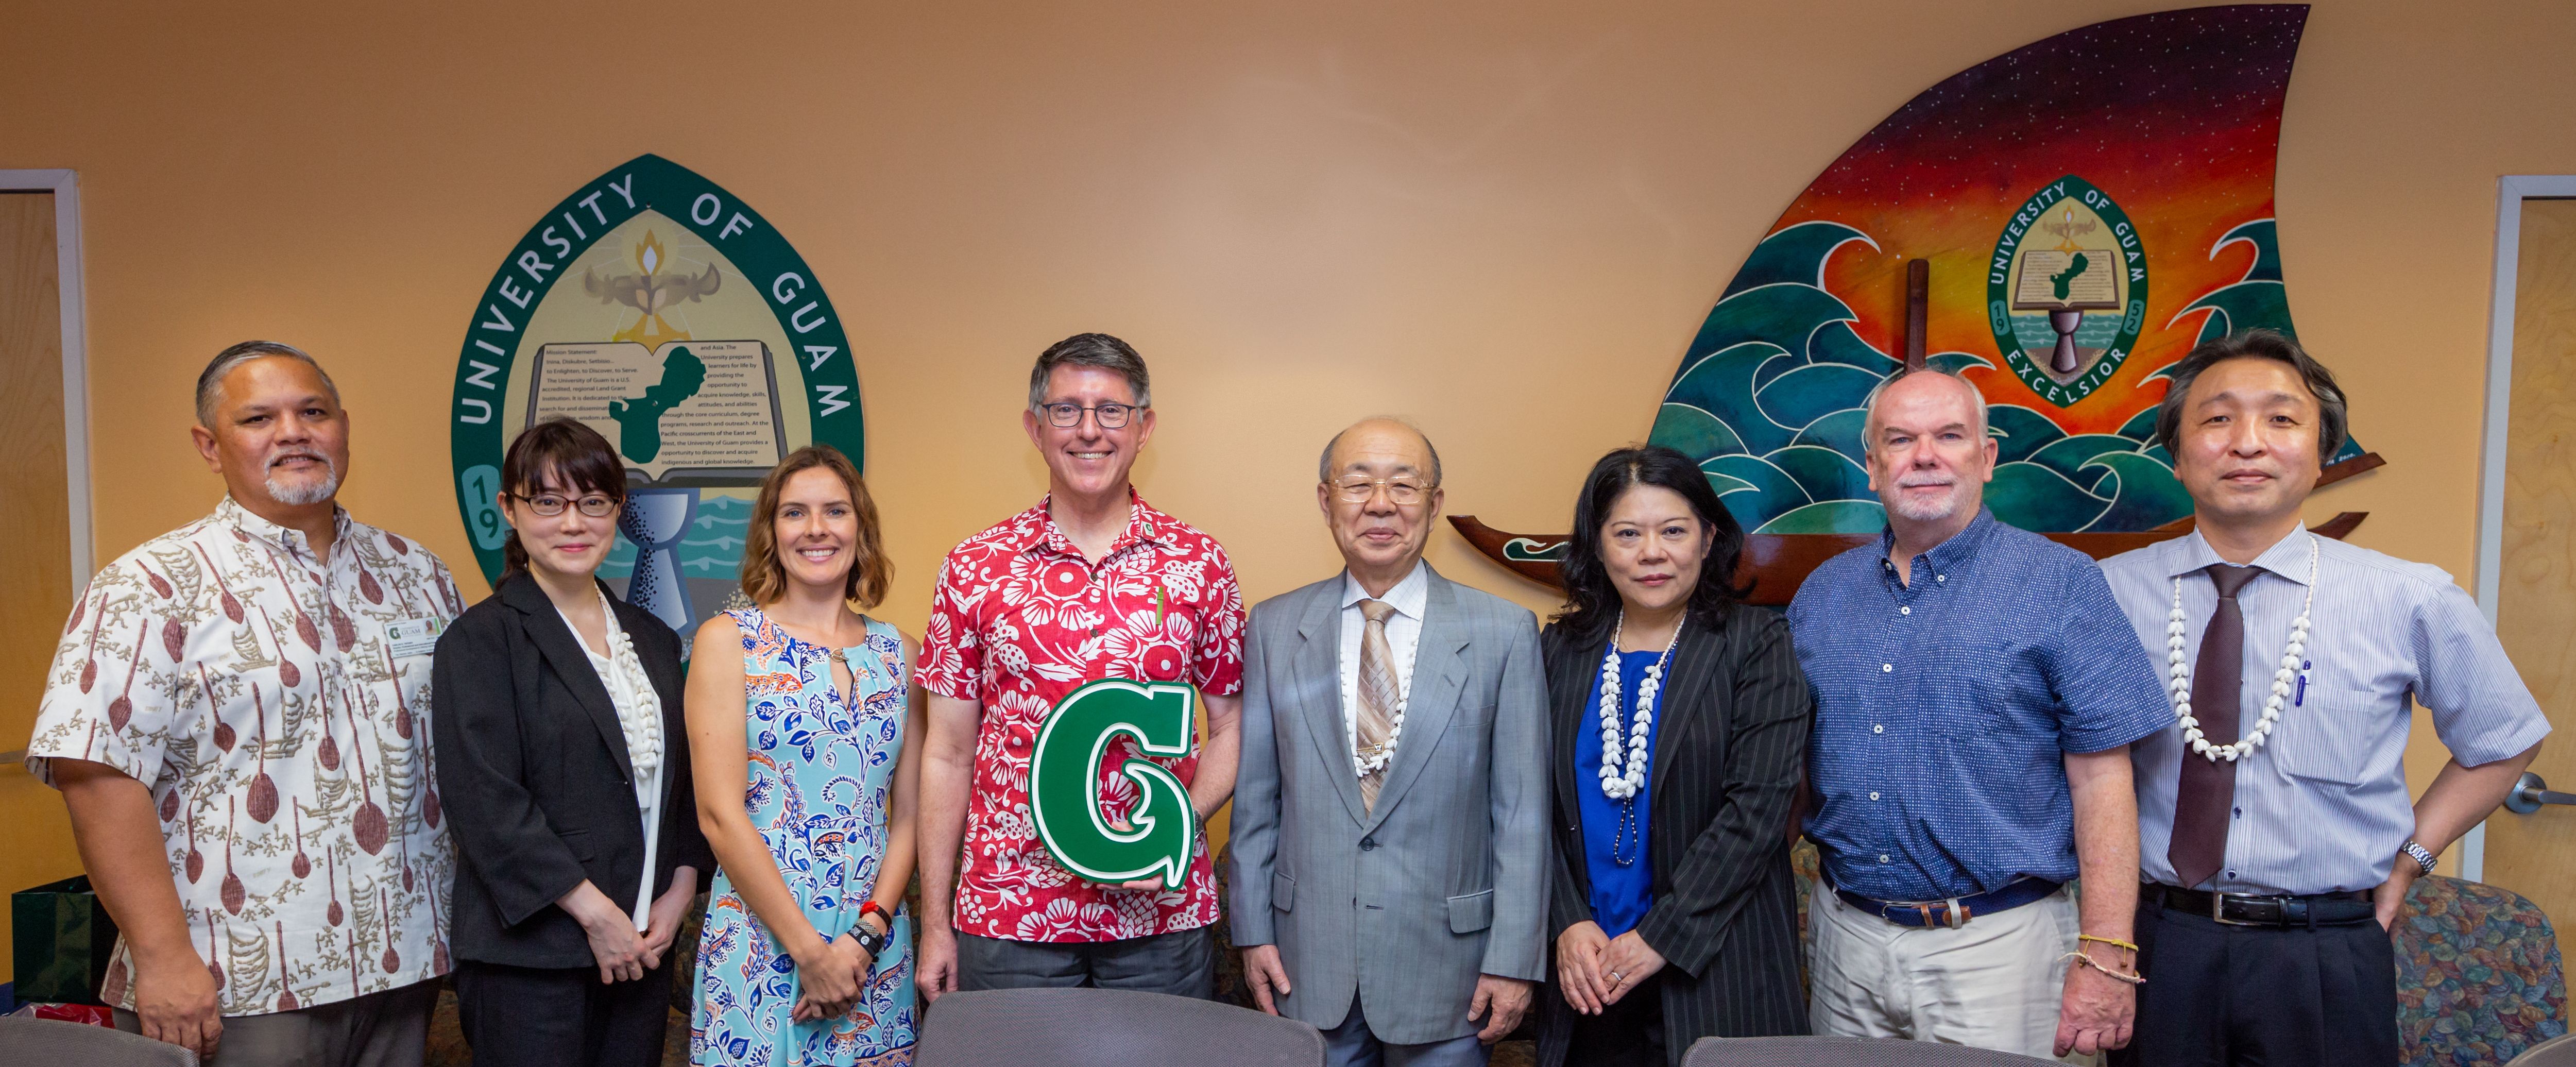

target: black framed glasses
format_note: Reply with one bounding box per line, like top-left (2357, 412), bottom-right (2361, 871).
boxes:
top-left (1330, 477), bottom-right (1434, 505)
top-left (1037, 402), bottom-right (1142, 429)
top-left (504, 492), bottom-right (619, 518)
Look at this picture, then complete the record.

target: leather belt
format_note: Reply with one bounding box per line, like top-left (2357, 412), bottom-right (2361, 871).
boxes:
top-left (1833, 877), bottom-right (2060, 929)
top-left (2144, 883), bottom-right (2377, 927)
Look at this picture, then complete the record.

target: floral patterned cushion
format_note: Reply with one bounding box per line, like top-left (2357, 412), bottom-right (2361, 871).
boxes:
top-left (2399, 874), bottom-right (2568, 1066)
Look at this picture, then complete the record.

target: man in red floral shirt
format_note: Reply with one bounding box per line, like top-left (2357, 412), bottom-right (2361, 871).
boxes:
top-left (916, 333), bottom-right (1247, 1001)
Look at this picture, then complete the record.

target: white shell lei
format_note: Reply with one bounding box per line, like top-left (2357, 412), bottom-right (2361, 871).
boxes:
top-left (1352, 677), bottom-right (1405, 780)
top-left (1597, 614), bottom-right (1682, 800)
top-left (2165, 535), bottom-right (2317, 763)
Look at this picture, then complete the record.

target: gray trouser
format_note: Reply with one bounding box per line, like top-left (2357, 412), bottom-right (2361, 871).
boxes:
top-left (115, 978), bottom-right (438, 1067)
top-left (956, 925), bottom-right (1214, 1000)
top-left (1320, 994), bottom-right (1490, 1067)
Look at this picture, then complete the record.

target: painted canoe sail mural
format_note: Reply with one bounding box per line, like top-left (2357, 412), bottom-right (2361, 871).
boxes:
top-left (1457, 4), bottom-right (2383, 596)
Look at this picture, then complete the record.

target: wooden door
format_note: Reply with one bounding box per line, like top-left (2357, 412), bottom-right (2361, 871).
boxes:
top-left (2483, 197), bottom-right (2576, 936)
top-left (0, 190), bottom-right (81, 988)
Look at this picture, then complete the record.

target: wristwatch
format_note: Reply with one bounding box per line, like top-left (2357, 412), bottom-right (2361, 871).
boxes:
top-left (2400, 839), bottom-right (2438, 876)
top-left (851, 923), bottom-right (890, 958)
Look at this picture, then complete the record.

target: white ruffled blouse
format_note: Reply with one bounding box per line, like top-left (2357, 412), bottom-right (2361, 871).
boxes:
top-left (559, 587), bottom-right (667, 930)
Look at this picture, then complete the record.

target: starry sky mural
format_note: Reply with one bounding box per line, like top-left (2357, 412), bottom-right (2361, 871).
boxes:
top-left (1795, 4), bottom-right (2305, 432)
top-left (1645, 5), bottom-right (2328, 536)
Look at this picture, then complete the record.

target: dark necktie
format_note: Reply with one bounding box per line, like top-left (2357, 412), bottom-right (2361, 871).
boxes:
top-left (2171, 563), bottom-right (2262, 890)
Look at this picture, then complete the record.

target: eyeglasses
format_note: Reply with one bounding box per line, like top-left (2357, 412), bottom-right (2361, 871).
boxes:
top-left (1330, 477), bottom-right (1435, 505)
top-left (504, 492), bottom-right (619, 518)
top-left (1037, 402), bottom-right (1142, 429)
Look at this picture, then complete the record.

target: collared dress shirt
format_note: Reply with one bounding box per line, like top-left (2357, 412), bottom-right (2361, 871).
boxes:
top-left (1788, 509), bottom-right (2171, 902)
top-left (919, 490), bottom-right (1246, 942)
top-left (2102, 526), bottom-right (2550, 895)
top-left (26, 497), bottom-right (464, 1015)
top-left (1336, 561), bottom-right (1426, 760)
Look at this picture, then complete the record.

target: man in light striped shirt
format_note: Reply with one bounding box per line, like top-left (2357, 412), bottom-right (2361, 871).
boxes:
top-left (2100, 330), bottom-right (2548, 1067)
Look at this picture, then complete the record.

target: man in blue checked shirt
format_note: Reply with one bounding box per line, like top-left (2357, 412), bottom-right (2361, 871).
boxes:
top-left (2100, 331), bottom-right (2546, 1067)
top-left (1789, 367), bottom-right (2172, 1062)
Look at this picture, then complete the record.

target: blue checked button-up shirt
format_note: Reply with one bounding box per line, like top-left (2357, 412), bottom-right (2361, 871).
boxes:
top-left (2103, 527), bottom-right (2550, 895)
top-left (1789, 510), bottom-right (2172, 901)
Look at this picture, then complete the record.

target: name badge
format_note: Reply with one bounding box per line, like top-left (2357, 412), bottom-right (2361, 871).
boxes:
top-left (386, 617), bottom-right (447, 658)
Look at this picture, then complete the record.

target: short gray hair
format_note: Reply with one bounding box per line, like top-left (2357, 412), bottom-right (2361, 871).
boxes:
top-left (195, 341), bottom-right (340, 427)
top-left (1860, 366), bottom-right (1988, 456)
top-left (1318, 418), bottom-right (1443, 485)
top-left (1027, 332), bottom-right (1151, 410)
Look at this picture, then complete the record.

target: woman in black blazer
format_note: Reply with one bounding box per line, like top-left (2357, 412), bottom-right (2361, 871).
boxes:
top-left (1536, 445), bottom-right (1812, 1067)
top-left (432, 418), bottom-right (714, 1067)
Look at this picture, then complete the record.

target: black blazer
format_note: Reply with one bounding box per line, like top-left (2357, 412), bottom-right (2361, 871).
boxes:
top-left (1536, 606), bottom-right (1814, 1066)
top-left (431, 573), bottom-right (714, 970)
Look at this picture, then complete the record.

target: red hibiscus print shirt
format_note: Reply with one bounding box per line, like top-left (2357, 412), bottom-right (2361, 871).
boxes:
top-left (920, 492), bottom-right (1244, 942)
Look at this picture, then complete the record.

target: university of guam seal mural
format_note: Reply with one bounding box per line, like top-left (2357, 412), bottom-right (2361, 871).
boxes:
top-left (1988, 175), bottom-right (2147, 407)
top-left (449, 155), bottom-right (860, 638)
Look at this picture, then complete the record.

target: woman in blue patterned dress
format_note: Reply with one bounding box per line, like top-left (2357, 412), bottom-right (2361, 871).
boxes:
top-left (686, 446), bottom-right (921, 1066)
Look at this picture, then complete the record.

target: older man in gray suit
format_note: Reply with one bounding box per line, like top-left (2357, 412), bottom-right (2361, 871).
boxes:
top-left (1228, 418), bottom-right (1550, 1065)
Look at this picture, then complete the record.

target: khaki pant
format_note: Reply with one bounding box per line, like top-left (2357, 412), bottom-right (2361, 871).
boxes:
top-left (1806, 879), bottom-right (2080, 1062)
top-left (115, 978), bottom-right (437, 1067)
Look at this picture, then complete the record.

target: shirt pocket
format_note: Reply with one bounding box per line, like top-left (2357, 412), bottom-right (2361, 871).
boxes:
top-left (1128, 597), bottom-right (1195, 683)
top-left (2271, 686), bottom-right (2394, 788)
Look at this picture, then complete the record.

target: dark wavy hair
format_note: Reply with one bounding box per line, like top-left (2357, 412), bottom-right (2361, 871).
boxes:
top-left (2152, 328), bottom-right (2349, 461)
top-left (1553, 445), bottom-right (1749, 647)
top-left (499, 418), bottom-right (627, 578)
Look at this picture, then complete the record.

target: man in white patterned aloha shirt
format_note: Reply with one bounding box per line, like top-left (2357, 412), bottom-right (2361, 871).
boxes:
top-left (26, 341), bottom-right (463, 1065)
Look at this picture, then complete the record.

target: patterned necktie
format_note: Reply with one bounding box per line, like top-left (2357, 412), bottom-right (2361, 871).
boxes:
top-left (1355, 599), bottom-right (1401, 812)
top-left (2171, 563), bottom-right (2262, 890)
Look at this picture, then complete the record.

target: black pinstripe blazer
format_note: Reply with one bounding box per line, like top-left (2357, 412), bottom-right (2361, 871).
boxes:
top-left (1536, 605), bottom-right (1813, 1066)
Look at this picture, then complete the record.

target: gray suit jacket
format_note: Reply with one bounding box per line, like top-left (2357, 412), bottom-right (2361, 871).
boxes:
top-left (1226, 564), bottom-right (1549, 1044)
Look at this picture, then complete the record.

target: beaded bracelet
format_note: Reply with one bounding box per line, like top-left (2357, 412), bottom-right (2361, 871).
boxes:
top-left (2063, 951), bottom-right (2146, 986)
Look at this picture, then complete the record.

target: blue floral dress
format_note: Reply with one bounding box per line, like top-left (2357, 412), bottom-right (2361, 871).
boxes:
top-left (692, 608), bottom-right (915, 1066)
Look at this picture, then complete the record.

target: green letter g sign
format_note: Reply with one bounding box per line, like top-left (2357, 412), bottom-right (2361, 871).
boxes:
top-left (1030, 679), bottom-right (1199, 889)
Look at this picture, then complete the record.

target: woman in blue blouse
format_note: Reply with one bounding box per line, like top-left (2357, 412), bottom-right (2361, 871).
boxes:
top-left (1535, 446), bottom-right (1813, 1066)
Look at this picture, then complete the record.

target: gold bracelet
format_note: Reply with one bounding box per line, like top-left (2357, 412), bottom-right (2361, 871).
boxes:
top-left (2062, 951), bottom-right (2146, 986)
top-left (2078, 934), bottom-right (2141, 954)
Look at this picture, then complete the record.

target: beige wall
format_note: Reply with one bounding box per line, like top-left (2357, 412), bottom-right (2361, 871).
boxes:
top-left (5, 0), bottom-right (2572, 980)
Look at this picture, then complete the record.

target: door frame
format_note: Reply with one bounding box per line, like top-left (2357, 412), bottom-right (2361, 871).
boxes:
top-left (0, 169), bottom-right (91, 591)
top-left (0, 170), bottom-right (88, 768)
top-left (2468, 175), bottom-right (2576, 882)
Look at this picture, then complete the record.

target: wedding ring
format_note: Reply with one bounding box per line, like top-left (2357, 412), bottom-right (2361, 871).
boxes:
top-left (1608, 971), bottom-right (1624, 981)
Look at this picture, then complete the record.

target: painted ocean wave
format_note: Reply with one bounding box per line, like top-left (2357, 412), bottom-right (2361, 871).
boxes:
top-left (1646, 220), bottom-right (2345, 534)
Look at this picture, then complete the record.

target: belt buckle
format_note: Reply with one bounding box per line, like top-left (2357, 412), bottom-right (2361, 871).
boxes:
top-left (2209, 891), bottom-right (2261, 927)
top-left (1907, 897), bottom-right (1969, 928)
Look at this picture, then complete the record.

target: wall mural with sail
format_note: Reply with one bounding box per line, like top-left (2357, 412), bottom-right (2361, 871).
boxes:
top-left (1455, 4), bottom-right (2384, 598)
